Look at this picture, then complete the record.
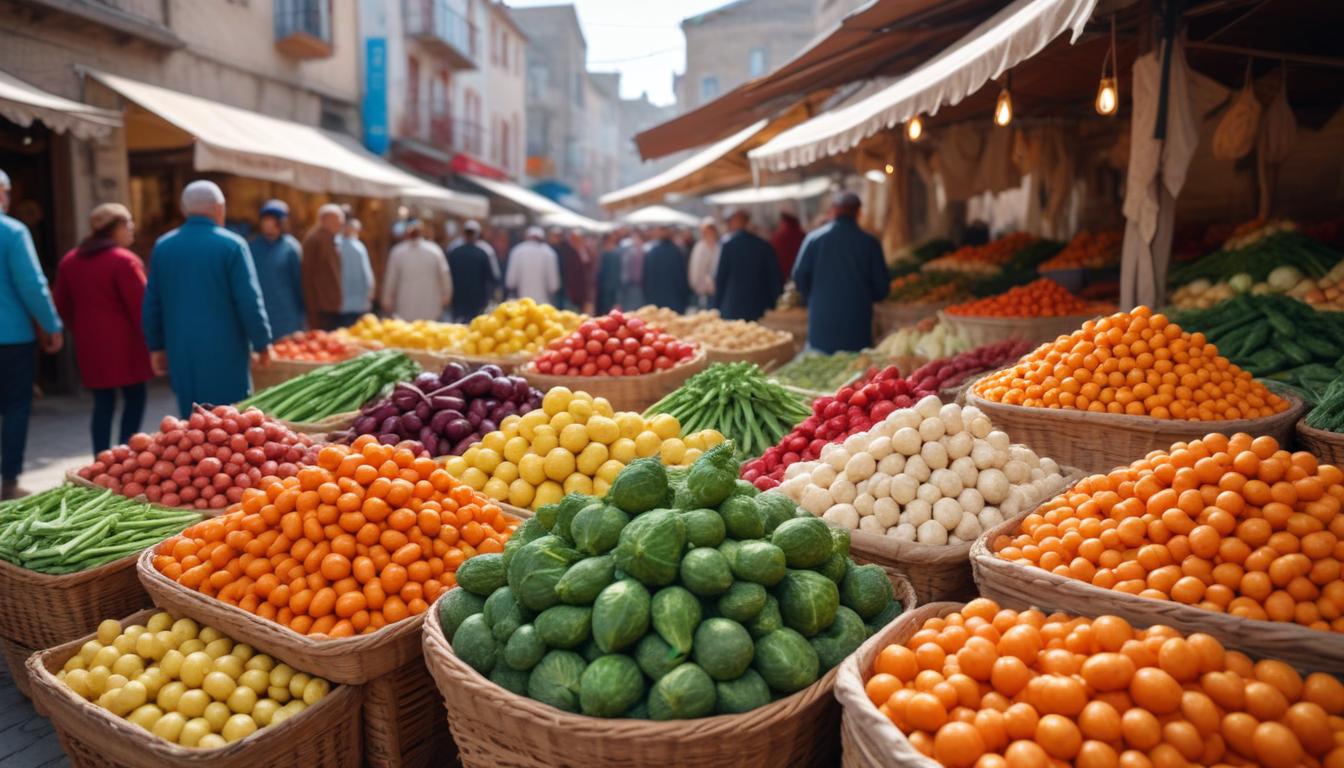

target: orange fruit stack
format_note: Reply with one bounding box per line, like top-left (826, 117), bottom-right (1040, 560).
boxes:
top-left (865, 598), bottom-right (1344, 767)
top-left (152, 435), bottom-right (516, 637)
top-left (946, 278), bottom-right (1098, 318)
top-left (994, 432), bottom-right (1344, 633)
top-left (973, 306), bottom-right (1290, 420)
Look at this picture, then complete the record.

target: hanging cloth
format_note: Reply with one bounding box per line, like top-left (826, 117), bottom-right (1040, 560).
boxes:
top-left (1256, 67), bottom-right (1297, 217)
top-left (1212, 61), bottom-right (1262, 161)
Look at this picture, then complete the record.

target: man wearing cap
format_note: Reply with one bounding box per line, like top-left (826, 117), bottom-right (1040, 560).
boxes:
top-left (337, 216), bottom-right (375, 325)
top-left (447, 221), bottom-right (496, 321)
top-left (792, 191), bottom-right (890, 353)
top-left (143, 180), bottom-right (272, 417)
top-left (0, 169), bottom-right (63, 499)
top-left (301, 203), bottom-right (345, 330)
top-left (714, 208), bottom-right (783, 321)
top-left (505, 226), bottom-right (561, 303)
top-left (247, 199), bottom-right (305, 339)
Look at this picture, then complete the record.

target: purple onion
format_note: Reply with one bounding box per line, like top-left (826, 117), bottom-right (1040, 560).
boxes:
top-left (489, 377), bottom-right (514, 400)
top-left (439, 362), bottom-right (467, 383)
top-left (378, 433), bottom-right (400, 445)
top-left (479, 419), bottom-right (498, 435)
top-left (414, 372), bottom-right (441, 391)
top-left (402, 413), bottom-right (424, 433)
top-left (430, 395), bottom-right (465, 412)
top-left (370, 403), bottom-right (399, 423)
top-left (444, 418), bottom-right (473, 440)
top-left (413, 401), bottom-right (432, 421)
top-left (450, 435), bottom-right (476, 455)
top-left (379, 416), bottom-right (399, 434)
top-left (421, 435), bottom-right (440, 456)
top-left (455, 371), bottom-right (494, 396)
top-left (354, 415), bottom-right (378, 434)
top-left (493, 401), bottom-right (518, 420)
top-left (481, 364), bottom-right (503, 378)
top-left (430, 410), bottom-right (453, 434)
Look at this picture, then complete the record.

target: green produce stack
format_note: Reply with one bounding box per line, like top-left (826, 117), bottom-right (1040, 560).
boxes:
top-left (439, 443), bottom-right (903, 719)
top-left (644, 363), bottom-right (812, 459)
top-left (239, 349), bottom-right (420, 422)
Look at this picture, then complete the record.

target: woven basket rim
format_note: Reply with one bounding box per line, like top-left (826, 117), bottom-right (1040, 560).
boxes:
top-left (518, 346), bottom-right (709, 383)
top-left (938, 308), bottom-right (1109, 327)
top-left (699, 333), bottom-right (795, 357)
top-left (0, 547), bottom-right (144, 589)
top-left (1295, 418), bottom-right (1344, 444)
top-left (275, 410), bottom-right (359, 434)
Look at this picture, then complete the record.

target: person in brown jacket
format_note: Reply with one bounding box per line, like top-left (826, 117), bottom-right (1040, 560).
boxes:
top-left (301, 203), bottom-right (345, 330)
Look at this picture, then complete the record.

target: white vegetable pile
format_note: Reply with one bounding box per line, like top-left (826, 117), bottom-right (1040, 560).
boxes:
top-left (776, 395), bottom-right (1067, 545)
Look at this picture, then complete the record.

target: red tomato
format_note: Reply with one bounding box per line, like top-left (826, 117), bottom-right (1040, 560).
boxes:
top-left (571, 349), bottom-right (588, 365)
top-left (622, 337), bottom-right (639, 353)
top-left (612, 350), bottom-right (626, 364)
top-left (623, 365), bottom-right (639, 376)
top-left (579, 362), bottom-right (597, 376)
top-left (590, 329), bottom-right (609, 344)
top-left (653, 340), bottom-right (667, 355)
top-left (599, 316), bottom-right (620, 333)
top-left (585, 339), bottom-right (602, 355)
top-left (627, 318), bottom-right (645, 333)
top-left (553, 363), bottom-right (568, 375)
top-left (638, 358), bottom-right (653, 373)
top-left (603, 337), bottom-right (619, 353)
top-left (655, 355), bottom-right (671, 370)
top-left (638, 346), bottom-right (656, 361)
top-left (616, 326), bottom-right (631, 340)
top-left (596, 354), bottom-right (612, 369)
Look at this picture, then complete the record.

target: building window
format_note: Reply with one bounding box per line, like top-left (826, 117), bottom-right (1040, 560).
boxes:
top-left (748, 48), bottom-right (767, 77)
top-left (574, 72), bottom-right (585, 106)
top-left (700, 76), bottom-right (719, 101)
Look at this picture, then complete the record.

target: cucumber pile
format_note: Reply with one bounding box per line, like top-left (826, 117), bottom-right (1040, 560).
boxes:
top-left (1169, 229), bottom-right (1342, 287)
top-left (438, 444), bottom-right (903, 719)
top-left (1174, 295), bottom-right (1344, 402)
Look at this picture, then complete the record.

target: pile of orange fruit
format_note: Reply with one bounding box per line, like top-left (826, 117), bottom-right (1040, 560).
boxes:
top-left (972, 307), bottom-right (1291, 420)
top-left (270, 329), bottom-right (358, 363)
top-left (151, 436), bottom-right (516, 637)
top-left (993, 432), bottom-right (1344, 633)
top-left (866, 598), bottom-right (1344, 767)
top-left (926, 233), bottom-right (1038, 276)
top-left (1038, 230), bottom-right (1123, 272)
top-left (946, 279), bottom-right (1100, 318)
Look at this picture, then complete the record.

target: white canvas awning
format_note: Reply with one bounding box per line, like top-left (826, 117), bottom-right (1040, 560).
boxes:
top-left (599, 119), bottom-right (769, 209)
top-left (538, 209), bottom-right (613, 233)
top-left (0, 69), bottom-right (120, 141)
top-left (460, 172), bottom-right (571, 216)
top-left (620, 205), bottom-right (700, 227)
top-left (704, 176), bottom-right (834, 205)
top-left (748, 0), bottom-right (1098, 173)
top-left (87, 70), bottom-right (487, 217)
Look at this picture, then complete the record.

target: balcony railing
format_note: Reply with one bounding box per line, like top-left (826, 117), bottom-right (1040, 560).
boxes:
top-left (403, 0), bottom-right (478, 70)
top-left (274, 0), bottom-right (333, 59)
top-left (400, 104), bottom-right (483, 156)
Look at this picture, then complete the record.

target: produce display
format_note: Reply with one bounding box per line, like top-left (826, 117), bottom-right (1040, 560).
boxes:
top-left (270, 330), bottom-right (358, 363)
top-left (630, 306), bottom-right (715, 339)
top-left (1174, 295), bottom-right (1344, 403)
top-left (341, 362), bottom-right (543, 457)
top-left (344, 314), bottom-right (467, 352)
top-left (1304, 378), bottom-right (1344, 433)
top-left (152, 436), bottom-right (516, 636)
top-left (532, 311), bottom-right (698, 377)
top-left (865, 597), bottom-right (1344, 767)
top-left (240, 350), bottom-right (421, 423)
top-left (440, 446), bottom-right (904, 719)
top-left (443, 387), bottom-right (725, 510)
top-left (778, 396), bottom-right (1065, 542)
top-left (459, 299), bottom-right (583, 357)
top-left (992, 431), bottom-right (1344, 632)
top-left (966, 240), bottom-right (1065, 298)
top-left (906, 340), bottom-right (1034, 394)
top-left (1037, 229), bottom-right (1122, 272)
top-left (876, 319), bottom-right (973, 360)
top-left (1169, 219), bottom-right (1342, 289)
top-left (1291, 259), bottom-right (1344, 311)
top-left (944, 278), bottom-right (1099, 318)
top-left (924, 234), bottom-right (1037, 277)
top-left (76, 405), bottom-right (317, 509)
top-left (887, 273), bottom-right (973, 305)
top-left (57, 612), bottom-right (334, 748)
top-left (973, 307), bottom-right (1292, 420)
top-left (0, 486), bottom-right (199, 574)
top-left (890, 239), bottom-right (955, 273)
top-left (644, 363), bottom-right (812, 460)
top-left (771, 352), bottom-right (863, 393)
top-left (684, 319), bottom-right (792, 353)
top-left (1167, 264), bottom-right (1306, 310)
top-left (742, 366), bottom-right (938, 491)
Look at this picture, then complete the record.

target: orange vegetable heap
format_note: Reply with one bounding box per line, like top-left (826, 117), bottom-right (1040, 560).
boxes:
top-left (271, 329), bottom-right (357, 363)
top-left (925, 233), bottom-right (1037, 276)
top-left (1038, 230), bottom-right (1122, 271)
top-left (152, 435), bottom-right (516, 637)
top-left (865, 597), bottom-right (1344, 768)
top-left (973, 306), bottom-right (1290, 420)
top-left (945, 278), bottom-right (1097, 318)
top-left (994, 432), bottom-right (1344, 633)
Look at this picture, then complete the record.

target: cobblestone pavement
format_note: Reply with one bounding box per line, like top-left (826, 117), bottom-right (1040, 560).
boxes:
top-left (1, 383), bottom-right (178, 767)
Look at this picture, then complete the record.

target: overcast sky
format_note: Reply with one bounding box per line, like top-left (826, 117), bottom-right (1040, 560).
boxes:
top-left (508, 0), bottom-right (729, 106)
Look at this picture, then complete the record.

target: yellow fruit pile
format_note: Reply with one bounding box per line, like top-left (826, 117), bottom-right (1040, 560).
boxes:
top-left (444, 387), bottom-right (724, 509)
top-left (343, 314), bottom-right (466, 351)
top-left (460, 299), bottom-right (583, 356)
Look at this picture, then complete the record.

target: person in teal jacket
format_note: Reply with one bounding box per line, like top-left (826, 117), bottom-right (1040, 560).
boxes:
top-left (246, 199), bottom-right (305, 340)
top-left (0, 169), bottom-right (64, 499)
top-left (143, 181), bottom-right (273, 417)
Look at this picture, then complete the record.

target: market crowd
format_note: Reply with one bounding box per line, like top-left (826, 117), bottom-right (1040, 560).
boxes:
top-left (0, 165), bottom-right (887, 499)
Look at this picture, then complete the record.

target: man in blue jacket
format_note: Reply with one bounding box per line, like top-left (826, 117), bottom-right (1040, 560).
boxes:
top-left (0, 169), bottom-right (63, 499)
top-left (714, 208), bottom-right (783, 321)
top-left (246, 199), bottom-right (305, 340)
top-left (641, 225), bottom-right (690, 313)
top-left (792, 191), bottom-right (890, 353)
top-left (143, 180), bottom-right (273, 417)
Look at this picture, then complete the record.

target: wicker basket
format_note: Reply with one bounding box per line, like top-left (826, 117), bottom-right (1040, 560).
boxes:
top-left (937, 310), bottom-right (1102, 347)
top-left (445, 351), bottom-right (533, 375)
top-left (420, 572), bottom-right (916, 768)
top-left (759, 309), bottom-right (809, 348)
top-left (26, 609), bottom-right (364, 768)
top-left (0, 549), bottom-right (156, 652)
top-left (275, 410), bottom-right (359, 436)
top-left (874, 302), bottom-right (948, 338)
top-left (519, 348), bottom-right (710, 413)
top-left (1295, 419), bottom-right (1344, 464)
top-left (835, 602), bottom-right (959, 768)
top-left (703, 335), bottom-right (796, 371)
top-left (2, 636), bottom-right (35, 700)
top-left (963, 385), bottom-right (1306, 474)
top-left (362, 654), bottom-right (455, 768)
top-left (970, 516), bottom-right (1344, 674)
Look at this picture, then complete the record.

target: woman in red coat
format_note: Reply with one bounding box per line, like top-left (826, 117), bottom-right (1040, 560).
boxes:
top-left (53, 203), bottom-right (155, 454)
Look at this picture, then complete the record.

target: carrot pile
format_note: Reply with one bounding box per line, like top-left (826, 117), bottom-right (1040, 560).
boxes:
top-left (151, 436), bottom-right (515, 637)
top-left (945, 278), bottom-right (1098, 318)
top-left (271, 330), bottom-right (358, 363)
top-left (1038, 230), bottom-right (1122, 271)
top-left (866, 597), bottom-right (1344, 767)
top-left (973, 306), bottom-right (1291, 420)
top-left (924, 233), bottom-right (1037, 276)
top-left (994, 432), bottom-right (1344, 633)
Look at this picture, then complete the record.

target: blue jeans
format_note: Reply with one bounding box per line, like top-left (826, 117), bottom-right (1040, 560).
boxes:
top-left (0, 342), bottom-right (36, 481)
top-left (91, 383), bottom-right (148, 455)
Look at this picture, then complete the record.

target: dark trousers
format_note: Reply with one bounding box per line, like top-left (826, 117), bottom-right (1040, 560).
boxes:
top-left (0, 342), bottom-right (36, 481)
top-left (312, 312), bottom-right (344, 331)
top-left (91, 382), bottom-right (148, 455)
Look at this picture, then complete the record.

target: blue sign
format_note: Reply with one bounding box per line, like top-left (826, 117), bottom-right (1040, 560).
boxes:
top-left (362, 37), bottom-right (389, 155)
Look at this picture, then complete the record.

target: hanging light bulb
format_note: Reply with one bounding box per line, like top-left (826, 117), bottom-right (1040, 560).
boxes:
top-left (906, 114), bottom-right (924, 142)
top-left (884, 163), bottom-right (895, 175)
top-left (1095, 76), bottom-right (1118, 115)
top-left (994, 87), bottom-right (1013, 126)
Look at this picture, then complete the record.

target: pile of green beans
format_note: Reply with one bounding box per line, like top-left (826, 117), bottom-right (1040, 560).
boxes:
top-left (240, 349), bottom-right (420, 422)
top-left (645, 362), bottom-right (812, 458)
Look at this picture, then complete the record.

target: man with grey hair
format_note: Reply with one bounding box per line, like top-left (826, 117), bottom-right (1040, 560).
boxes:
top-left (337, 216), bottom-right (375, 325)
top-left (792, 190), bottom-right (889, 352)
top-left (0, 168), bottom-right (64, 498)
top-left (301, 202), bottom-right (345, 329)
top-left (142, 180), bottom-right (273, 417)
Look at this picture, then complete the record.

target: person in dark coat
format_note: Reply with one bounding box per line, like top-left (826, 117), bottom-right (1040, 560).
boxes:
top-left (53, 203), bottom-right (154, 454)
top-left (793, 191), bottom-right (890, 353)
top-left (714, 209), bottom-right (783, 321)
top-left (446, 220), bottom-right (496, 321)
top-left (641, 226), bottom-right (690, 313)
top-left (595, 231), bottom-right (623, 314)
top-left (769, 210), bottom-right (806, 279)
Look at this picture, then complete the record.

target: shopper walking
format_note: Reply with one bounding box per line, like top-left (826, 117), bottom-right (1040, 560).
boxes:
top-left (714, 209), bottom-right (783, 321)
top-left (619, 232), bottom-right (645, 309)
top-left (564, 229), bottom-right (596, 313)
top-left (53, 203), bottom-right (154, 455)
top-left (382, 220), bottom-right (452, 321)
top-left (642, 225), bottom-right (691, 313)
top-left (246, 199), bottom-right (305, 339)
top-left (770, 209), bottom-right (806, 280)
top-left (504, 226), bottom-right (561, 303)
top-left (143, 181), bottom-right (272, 417)
top-left (446, 220), bottom-right (496, 321)
top-left (0, 169), bottom-right (63, 499)
top-left (792, 191), bottom-right (889, 353)
top-left (687, 217), bottom-right (721, 308)
top-left (337, 217), bottom-right (375, 325)
top-left (301, 203), bottom-right (344, 330)
top-left (595, 231), bottom-right (624, 314)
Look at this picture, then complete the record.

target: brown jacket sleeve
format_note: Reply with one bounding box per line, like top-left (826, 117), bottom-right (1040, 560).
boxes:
top-left (301, 229), bottom-right (343, 323)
